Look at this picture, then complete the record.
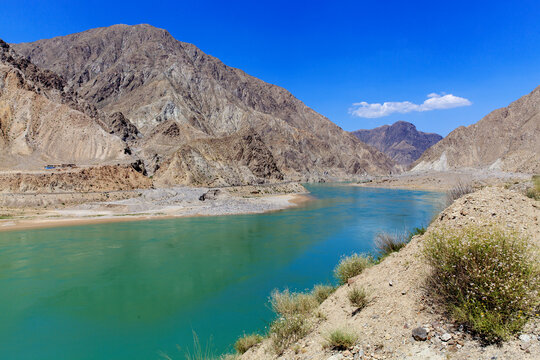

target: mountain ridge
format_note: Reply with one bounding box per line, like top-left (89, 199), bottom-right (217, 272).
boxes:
top-left (11, 24), bottom-right (397, 185)
top-left (351, 121), bottom-right (442, 166)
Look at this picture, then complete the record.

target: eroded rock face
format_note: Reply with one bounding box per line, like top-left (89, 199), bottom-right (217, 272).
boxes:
top-left (412, 87), bottom-right (540, 173)
top-left (12, 24), bottom-right (397, 184)
top-left (352, 121), bottom-right (442, 166)
top-left (0, 40), bottom-right (131, 168)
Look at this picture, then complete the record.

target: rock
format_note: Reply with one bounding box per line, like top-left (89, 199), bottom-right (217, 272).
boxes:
top-left (199, 189), bottom-right (221, 201)
top-left (519, 334), bottom-right (531, 342)
top-left (412, 327), bottom-right (428, 341)
top-left (440, 333), bottom-right (452, 342)
top-left (343, 350), bottom-right (352, 357)
top-left (389, 280), bottom-right (393, 286)
top-left (354, 349), bottom-right (364, 360)
top-left (327, 354), bottom-right (344, 360)
top-left (520, 342), bottom-right (531, 351)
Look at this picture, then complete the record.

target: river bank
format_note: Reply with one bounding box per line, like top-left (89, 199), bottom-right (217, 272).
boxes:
top-left (353, 169), bottom-right (532, 191)
top-left (0, 182), bottom-right (310, 232)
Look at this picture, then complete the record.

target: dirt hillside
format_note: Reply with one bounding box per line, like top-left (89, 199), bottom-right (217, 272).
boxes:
top-left (242, 187), bottom-right (540, 359)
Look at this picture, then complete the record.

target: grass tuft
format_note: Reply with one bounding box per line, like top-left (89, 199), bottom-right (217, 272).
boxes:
top-left (269, 289), bottom-right (318, 317)
top-left (311, 284), bottom-right (336, 304)
top-left (446, 182), bottom-right (474, 206)
top-left (269, 315), bottom-right (310, 354)
top-left (334, 253), bottom-right (374, 285)
top-left (234, 333), bottom-right (263, 354)
top-left (374, 232), bottom-right (407, 258)
top-left (424, 226), bottom-right (540, 343)
top-left (323, 328), bottom-right (358, 350)
top-left (347, 287), bottom-right (368, 310)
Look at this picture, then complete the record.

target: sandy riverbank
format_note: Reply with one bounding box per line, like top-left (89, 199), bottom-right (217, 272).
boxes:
top-left (0, 183), bottom-right (312, 232)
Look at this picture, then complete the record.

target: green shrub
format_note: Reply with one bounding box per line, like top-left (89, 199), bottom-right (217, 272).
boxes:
top-left (446, 182), bottom-right (474, 205)
top-left (424, 226), bottom-right (540, 343)
top-left (323, 328), bottom-right (358, 350)
top-left (347, 287), bottom-right (368, 310)
top-left (374, 232), bottom-right (407, 258)
top-left (312, 284), bottom-right (336, 304)
top-left (334, 253), bottom-right (374, 285)
top-left (269, 315), bottom-right (311, 354)
top-left (269, 289), bottom-right (318, 317)
top-left (234, 333), bottom-right (263, 354)
top-left (409, 226), bottom-right (426, 237)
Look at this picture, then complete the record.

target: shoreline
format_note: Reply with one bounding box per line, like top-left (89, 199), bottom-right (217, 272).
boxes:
top-left (0, 193), bottom-right (313, 233)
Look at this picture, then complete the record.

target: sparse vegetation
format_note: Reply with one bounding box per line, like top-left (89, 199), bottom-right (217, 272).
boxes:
top-left (374, 232), bottom-right (407, 258)
top-left (269, 289), bottom-right (318, 317)
top-left (323, 328), bottom-right (358, 350)
top-left (424, 226), bottom-right (540, 343)
top-left (312, 284), bottom-right (336, 304)
top-left (334, 253), bottom-right (374, 285)
top-left (347, 287), bottom-right (368, 310)
top-left (269, 314), bottom-right (311, 354)
top-left (268, 289), bottom-right (318, 354)
top-left (526, 175), bottom-right (540, 200)
top-left (234, 333), bottom-right (263, 354)
top-left (446, 182), bottom-right (474, 205)
top-left (409, 226), bottom-right (426, 238)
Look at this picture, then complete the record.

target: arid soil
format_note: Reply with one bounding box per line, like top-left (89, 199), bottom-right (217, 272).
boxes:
top-left (242, 187), bottom-right (540, 360)
top-left (355, 169), bottom-right (532, 191)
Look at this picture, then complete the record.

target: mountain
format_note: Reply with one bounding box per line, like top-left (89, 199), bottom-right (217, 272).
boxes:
top-left (412, 86), bottom-right (540, 173)
top-left (11, 24), bottom-right (396, 186)
top-left (0, 39), bottom-right (132, 170)
top-left (351, 121), bottom-right (442, 166)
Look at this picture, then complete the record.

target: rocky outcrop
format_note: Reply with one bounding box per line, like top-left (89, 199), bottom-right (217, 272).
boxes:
top-left (352, 121), bottom-right (442, 166)
top-left (13, 24), bottom-right (396, 185)
top-left (412, 86), bottom-right (540, 173)
top-left (0, 40), bottom-right (131, 169)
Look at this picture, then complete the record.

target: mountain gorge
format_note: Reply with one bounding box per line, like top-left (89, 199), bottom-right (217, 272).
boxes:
top-left (351, 121), bottom-right (442, 166)
top-left (10, 24), bottom-right (396, 186)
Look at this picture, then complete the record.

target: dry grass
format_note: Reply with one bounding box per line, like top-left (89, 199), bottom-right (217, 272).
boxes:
top-left (424, 226), bottom-right (540, 343)
top-left (323, 328), bottom-right (358, 350)
top-left (347, 287), bottom-right (368, 310)
top-left (374, 232), bottom-right (408, 258)
top-left (334, 253), bottom-right (374, 285)
top-left (234, 333), bottom-right (263, 354)
top-left (446, 182), bottom-right (474, 205)
top-left (312, 284), bottom-right (336, 304)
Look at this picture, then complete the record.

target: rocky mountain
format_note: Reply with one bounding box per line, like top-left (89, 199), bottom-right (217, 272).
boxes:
top-left (0, 39), bottom-right (132, 170)
top-left (412, 86), bottom-right (540, 173)
top-left (11, 24), bottom-right (396, 186)
top-left (351, 121), bottom-right (442, 166)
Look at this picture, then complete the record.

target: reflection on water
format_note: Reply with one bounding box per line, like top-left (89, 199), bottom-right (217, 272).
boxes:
top-left (0, 184), bottom-right (444, 359)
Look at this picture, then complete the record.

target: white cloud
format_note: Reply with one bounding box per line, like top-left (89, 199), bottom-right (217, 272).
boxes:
top-left (349, 93), bottom-right (472, 118)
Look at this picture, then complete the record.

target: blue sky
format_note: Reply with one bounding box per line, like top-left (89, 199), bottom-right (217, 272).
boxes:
top-left (2, 0), bottom-right (540, 136)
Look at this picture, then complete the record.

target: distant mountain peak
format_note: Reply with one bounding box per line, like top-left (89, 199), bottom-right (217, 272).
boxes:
top-left (351, 121), bottom-right (442, 166)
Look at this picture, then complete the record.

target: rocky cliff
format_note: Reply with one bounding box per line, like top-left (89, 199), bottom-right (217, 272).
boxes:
top-left (0, 39), bottom-right (132, 169)
top-left (412, 87), bottom-right (540, 173)
top-left (352, 121), bottom-right (442, 166)
top-left (12, 24), bottom-right (396, 185)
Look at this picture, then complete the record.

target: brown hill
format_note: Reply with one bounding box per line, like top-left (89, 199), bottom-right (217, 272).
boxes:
top-left (0, 39), bottom-right (132, 169)
top-left (412, 87), bottom-right (540, 173)
top-left (12, 24), bottom-right (396, 185)
top-left (352, 121), bottom-right (442, 166)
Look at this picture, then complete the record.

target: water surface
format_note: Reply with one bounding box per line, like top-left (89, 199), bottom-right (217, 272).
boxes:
top-left (0, 184), bottom-right (444, 359)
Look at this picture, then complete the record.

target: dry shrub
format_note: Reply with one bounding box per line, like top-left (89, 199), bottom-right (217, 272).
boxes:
top-left (446, 182), bottom-right (474, 205)
top-left (348, 287), bottom-right (368, 310)
top-left (374, 232), bottom-right (407, 258)
top-left (234, 333), bottom-right (263, 354)
top-left (323, 328), bottom-right (358, 350)
top-left (334, 253), bottom-right (374, 285)
top-left (424, 226), bottom-right (540, 342)
top-left (312, 284), bottom-right (336, 304)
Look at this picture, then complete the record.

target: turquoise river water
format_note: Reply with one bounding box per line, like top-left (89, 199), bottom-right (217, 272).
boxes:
top-left (0, 184), bottom-right (444, 359)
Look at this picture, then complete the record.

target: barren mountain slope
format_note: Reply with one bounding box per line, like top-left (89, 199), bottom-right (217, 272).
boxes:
top-left (13, 24), bottom-right (396, 183)
top-left (0, 40), bottom-right (131, 169)
top-left (412, 86), bottom-right (540, 173)
top-left (352, 121), bottom-right (442, 166)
